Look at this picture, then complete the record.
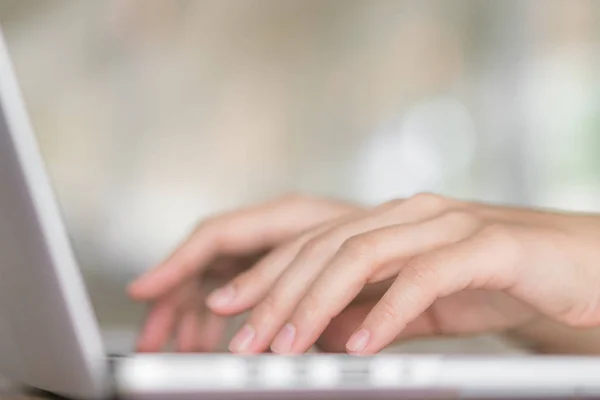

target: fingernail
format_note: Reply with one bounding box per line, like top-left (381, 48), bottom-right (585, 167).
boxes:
top-left (229, 324), bottom-right (255, 353)
top-left (207, 285), bottom-right (235, 309)
top-left (346, 329), bottom-right (370, 353)
top-left (271, 323), bottom-right (296, 354)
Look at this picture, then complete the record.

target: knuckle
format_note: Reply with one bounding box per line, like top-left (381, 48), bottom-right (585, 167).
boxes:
top-left (297, 292), bottom-right (325, 321)
top-left (300, 224), bottom-right (350, 258)
top-left (377, 299), bottom-right (402, 326)
top-left (404, 258), bottom-right (440, 290)
top-left (442, 210), bottom-right (480, 230)
top-left (379, 198), bottom-right (405, 211)
top-left (255, 293), bottom-right (282, 318)
top-left (340, 234), bottom-right (377, 262)
top-left (301, 235), bottom-right (332, 258)
top-left (412, 265), bottom-right (438, 286)
top-left (407, 192), bottom-right (448, 212)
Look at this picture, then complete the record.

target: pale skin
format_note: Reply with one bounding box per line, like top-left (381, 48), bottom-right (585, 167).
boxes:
top-left (128, 193), bottom-right (600, 355)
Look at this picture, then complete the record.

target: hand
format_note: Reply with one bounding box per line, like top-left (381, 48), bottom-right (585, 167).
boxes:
top-left (128, 194), bottom-right (361, 352)
top-left (211, 193), bottom-right (600, 355)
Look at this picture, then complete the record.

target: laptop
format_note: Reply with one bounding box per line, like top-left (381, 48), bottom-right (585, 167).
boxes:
top-left (1, 27), bottom-right (600, 400)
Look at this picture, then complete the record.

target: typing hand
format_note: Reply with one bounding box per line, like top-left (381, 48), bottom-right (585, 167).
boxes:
top-left (207, 193), bottom-right (600, 354)
top-left (128, 194), bottom-right (360, 352)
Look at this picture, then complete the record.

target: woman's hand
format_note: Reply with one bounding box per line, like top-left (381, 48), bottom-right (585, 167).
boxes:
top-left (128, 194), bottom-right (361, 352)
top-left (205, 193), bottom-right (600, 355)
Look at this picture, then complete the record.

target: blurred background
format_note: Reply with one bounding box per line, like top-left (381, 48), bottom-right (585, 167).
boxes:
top-left (0, 0), bottom-right (599, 354)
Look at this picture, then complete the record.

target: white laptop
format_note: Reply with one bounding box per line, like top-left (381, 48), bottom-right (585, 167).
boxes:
top-left (1, 27), bottom-right (600, 400)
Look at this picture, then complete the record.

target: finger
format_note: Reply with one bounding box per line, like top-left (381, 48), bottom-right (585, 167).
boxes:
top-left (136, 292), bottom-right (182, 352)
top-left (226, 214), bottom-right (381, 353)
top-left (346, 226), bottom-right (521, 354)
top-left (205, 217), bottom-right (348, 316)
top-left (315, 301), bottom-right (442, 353)
top-left (176, 307), bottom-right (203, 352)
top-left (197, 312), bottom-right (227, 352)
top-left (315, 302), bottom-right (376, 353)
top-left (314, 281), bottom-right (394, 352)
top-left (221, 221), bottom-right (354, 354)
top-left (129, 195), bottom-right (354, 300)
top-left (232, 195), bottom-right (449, 354)
top-left (274, 211), bottom-right (478, 353)
top-left (206, 241), bottom-right (307, 315)
top-left (175, 283), bottom-right (205, 352)
top-left (176, 282), bottom-right (227, 353)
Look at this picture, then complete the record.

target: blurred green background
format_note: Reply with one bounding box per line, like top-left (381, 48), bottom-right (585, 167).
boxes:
top-left (0, 0), bottom-right (599, 352)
